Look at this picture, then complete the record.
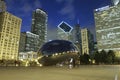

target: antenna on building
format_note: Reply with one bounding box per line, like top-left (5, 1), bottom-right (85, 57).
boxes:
top-left (77, 19), bottom-right (80, 24)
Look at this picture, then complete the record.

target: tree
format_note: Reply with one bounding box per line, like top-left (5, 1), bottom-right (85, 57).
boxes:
top-left (80, 53), bottom-right (90, 64)
top-left (106, 50), bottom-right (115, 64)
top-left (100, 50), bottom-right (107, 63)
top-left (94, 51), bottom-right (101, 64)
top-left (94, 50), bottom-right (116, 64)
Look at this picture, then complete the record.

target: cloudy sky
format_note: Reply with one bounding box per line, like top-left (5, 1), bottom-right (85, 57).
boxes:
top-left (5, 0), bottom-right (111, 40)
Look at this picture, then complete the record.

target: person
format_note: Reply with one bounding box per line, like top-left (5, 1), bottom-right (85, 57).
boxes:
top-left (69, 58), bottom-right (75, 69)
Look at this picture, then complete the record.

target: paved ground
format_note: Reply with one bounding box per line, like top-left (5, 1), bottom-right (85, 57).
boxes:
top-left (0, 65), bottom-right (120, 80)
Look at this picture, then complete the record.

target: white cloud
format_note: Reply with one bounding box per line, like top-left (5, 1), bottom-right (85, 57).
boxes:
top-left (20, 0), bottom-right (42, 14)
top-left (22, 3), bottom-right (32, 13)
top-left (34, 0), bottom-right (42, 8)
top-left (58, 0), bottom-right (75, 20)
top-left (59, 4), bottom-right (75, 20)
top-left (47, 23), bottom-right (57, 41)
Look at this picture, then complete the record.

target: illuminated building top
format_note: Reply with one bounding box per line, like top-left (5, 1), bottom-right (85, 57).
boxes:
top-left (57, 21), bottom-right (73, 33)
top-left (95, 6), bottom-right (110, 12)
top-left (112, 0), bottom-right (120, 5)
top-left (57, 21), bottom-right (73, 41)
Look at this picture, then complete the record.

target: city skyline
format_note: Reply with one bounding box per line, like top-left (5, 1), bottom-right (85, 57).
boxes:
top-left (0, 0), bottom-right (120, 69)
top-left (5, 0), bottom-right (111, 40)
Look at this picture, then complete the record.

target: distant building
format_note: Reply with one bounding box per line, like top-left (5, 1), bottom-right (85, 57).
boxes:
top-left (0, 0), bottom-right (6, 12)
top-left (31, 8), bottom-right (47, 47)
top-left (0, 11), bottom-right (22, 60)
top-left (72, 24), bottom-right (82, 54)
top-left (19, 51), bottom-right (38, 61)
top-left (19, 31), bottom-right (39, 52)
top-left (57, 21), bottom-right (73, 41)
top-left (19, 33), bottom-right (26, 52)
top-left (81, 28), bottom-right (94, 54)
top-left (94, 5), bottom-right (120, 57)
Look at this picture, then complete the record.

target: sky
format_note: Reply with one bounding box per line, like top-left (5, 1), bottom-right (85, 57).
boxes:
top-left (5, 0), bottom-right (111, 40)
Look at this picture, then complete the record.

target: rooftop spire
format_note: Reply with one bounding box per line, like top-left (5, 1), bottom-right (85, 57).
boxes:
top-left (77, 19), bottom-right (80, 24)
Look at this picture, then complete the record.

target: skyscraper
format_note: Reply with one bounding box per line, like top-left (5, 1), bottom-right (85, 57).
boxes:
top-left (72, 24), bottom-right (82, 54)
top-left (0, 11), bottom-right (22, 60)
top-left (0, 0), bottom-right (6, 12)
top-left (57, 21), bottom-right (73, 41)
top-left (31, 8), bottom-right (47, 47)
top-left (81, 28), bottom-right (94, 54)
top-left (94, 5), bottom-right (120, 57)
top-left (19, 31), bottom-right (39, 52)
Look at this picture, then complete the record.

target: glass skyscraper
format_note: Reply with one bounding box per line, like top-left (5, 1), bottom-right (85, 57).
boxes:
top-left (31, 8), bottom-right (47, 47)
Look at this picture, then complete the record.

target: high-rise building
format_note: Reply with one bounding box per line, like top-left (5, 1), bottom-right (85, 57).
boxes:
top-left (19, 31), bottom-right (39, 52)
top-left (0, 0), bottom-right (6, 12)
top-left (72, 24), bottom-right (82, 54)
top-left (81, 28), bottom-right (94, 54)
top-left (94, 5), bottom-right (120, 57)
top-left (57, 21), bottom-right (73, 41)
top-left (31, 8), bottom-right (47, 47)
top-left (0, 11), bottom-right (22, 60)
top-left (111, 0), bottom-right (120, 6)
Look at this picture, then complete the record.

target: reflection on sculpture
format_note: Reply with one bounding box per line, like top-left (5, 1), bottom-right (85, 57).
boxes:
top-left (38, 40), bottom-right (79, 66)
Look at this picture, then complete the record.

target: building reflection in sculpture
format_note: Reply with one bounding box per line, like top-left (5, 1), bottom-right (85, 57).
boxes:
top-left (38, 40), bottom-right (79, 66)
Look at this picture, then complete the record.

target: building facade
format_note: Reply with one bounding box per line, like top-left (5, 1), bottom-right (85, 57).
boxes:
top-left (81, 28), bottom-right (94, 54)
top-left (57, 21), bottom-right (73, 41)
top-left (0, 11), bottom-right (22, 60)
top-left (0, 0), bottom-right (6, 12)
top-left (19, 31), bottom-right (39, 52)
top-left (19, 51), bottom-right (38, 61)
top-left (19, 32), bottom-right (26, 52)
top-left (94, 4), bottom-right (120, 57)
top-left (31, 9), bottom-right (47, 47)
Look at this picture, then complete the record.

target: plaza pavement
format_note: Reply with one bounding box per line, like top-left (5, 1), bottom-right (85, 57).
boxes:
top-left (0, 65), bottom-right (119, 80)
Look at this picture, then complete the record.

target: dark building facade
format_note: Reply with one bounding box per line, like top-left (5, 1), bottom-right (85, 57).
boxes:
top-left (72, 24), bottom-right (82, 54)
top-left (31, 8), bottom-right (47, 47)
